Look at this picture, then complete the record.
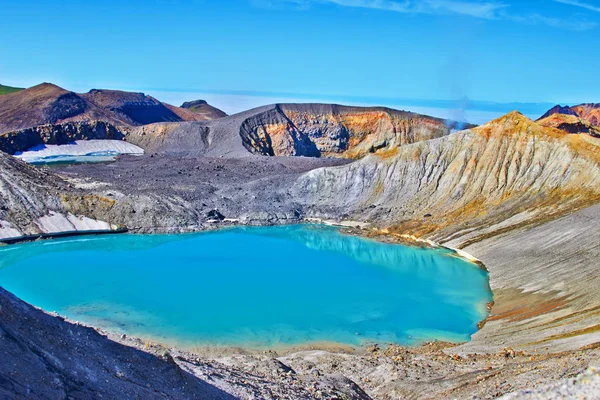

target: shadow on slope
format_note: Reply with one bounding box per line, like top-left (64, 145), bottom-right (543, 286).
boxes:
top-left (0, 287), bottom-right (236, 399)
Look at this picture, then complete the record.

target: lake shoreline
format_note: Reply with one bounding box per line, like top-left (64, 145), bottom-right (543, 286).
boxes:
top-left (0, 222), bottom-right (492, 355)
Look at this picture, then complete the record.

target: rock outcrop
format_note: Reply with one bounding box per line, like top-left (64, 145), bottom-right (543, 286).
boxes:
top-left (571, 103), bottom-right (600, 126)
top-left (537, 113), bottom-right (600, 137)
top-left (239, 104), bottom-right (464, 158)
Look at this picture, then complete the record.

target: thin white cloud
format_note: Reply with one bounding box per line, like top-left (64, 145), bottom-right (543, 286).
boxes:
top-left (554, 0), bottom-right (600, 12)
top-left (284, 0), bottom-right (510, 19)
top-left (508, 12), bottom-right (597, 31)
top-left (267, 0), bottom-right (597, 30)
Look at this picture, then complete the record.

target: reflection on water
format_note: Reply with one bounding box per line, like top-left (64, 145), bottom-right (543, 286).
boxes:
top-left (0, 225), bottom-right (492, 349)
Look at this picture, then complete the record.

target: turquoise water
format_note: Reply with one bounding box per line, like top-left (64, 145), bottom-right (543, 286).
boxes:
top-left (0, 225), bottom-right (492, 349)
top-left (29, 154), bottom-right (117, 166)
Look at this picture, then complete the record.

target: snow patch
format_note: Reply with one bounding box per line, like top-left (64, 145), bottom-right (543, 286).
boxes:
top-left (14, 140), bottom-right (144, 163)
top-left (0, 221), bottom-right (23, 239)
top-left (36, 212), bottom-right (116, 234)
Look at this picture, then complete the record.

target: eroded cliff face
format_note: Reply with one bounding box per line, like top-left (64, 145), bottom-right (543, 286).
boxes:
top-left (291, 111), bottom-right (600, 244)
top-left (0, 121), bottom-right (125, 154)
top-left (240, 104), bottom-right (455, 158)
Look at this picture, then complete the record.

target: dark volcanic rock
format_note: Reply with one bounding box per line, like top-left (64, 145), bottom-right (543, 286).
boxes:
top-left (0, 288), bottom-right (234, 400)
top-left (81, 89), bottom-right (184, 125)
top-left (0, 287), bottom-right (372, 399)
top-left (0, 121), bottom-right (125, 154)
top-left (207, 209), bottom-right (225, 220)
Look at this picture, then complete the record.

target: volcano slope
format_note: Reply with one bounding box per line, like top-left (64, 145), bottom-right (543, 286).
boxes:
top-left (291, 111), bottom-right (600, 244)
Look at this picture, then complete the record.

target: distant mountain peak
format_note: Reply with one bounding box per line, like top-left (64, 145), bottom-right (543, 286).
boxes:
top-left (0, 82), bottom-right (226, 134)
top-left (538, 105), bottom-right (578, 120)
top-left (181, 100), bottom-right (208, 108)
top-left (179, 99), bottom-right (227, 119)
top-left (537, 103), bottom-right (600, 137)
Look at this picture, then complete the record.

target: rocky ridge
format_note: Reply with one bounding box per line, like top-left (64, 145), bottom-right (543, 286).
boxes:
top-left (537, 113), bottom-right (600, 137)
top-left (0, 83), bottom-right (224, 135)
top-left (290, 111), bottom-right (600, 244)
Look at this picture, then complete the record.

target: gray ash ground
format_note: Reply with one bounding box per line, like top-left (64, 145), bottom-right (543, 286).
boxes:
top-left (52, 154), bottom-right (352, 231)
top-left (55, 154), bottom-right (349, 197)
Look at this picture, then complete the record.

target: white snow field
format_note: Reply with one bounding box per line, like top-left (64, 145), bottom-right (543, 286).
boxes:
top-left (14, 140), bottom-right (144, 163)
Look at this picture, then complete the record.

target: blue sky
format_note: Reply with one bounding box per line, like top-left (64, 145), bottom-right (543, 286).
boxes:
top-left (1, 0), bottom-right (599, 122)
